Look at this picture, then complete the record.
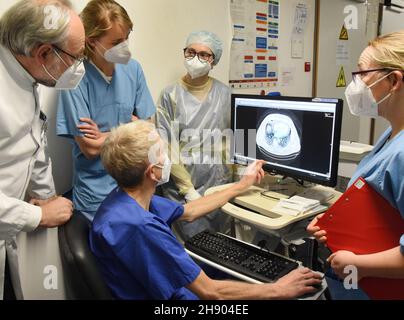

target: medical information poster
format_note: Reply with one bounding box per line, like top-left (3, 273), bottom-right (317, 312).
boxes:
top-left (230, 0), bottom-right (279, 89)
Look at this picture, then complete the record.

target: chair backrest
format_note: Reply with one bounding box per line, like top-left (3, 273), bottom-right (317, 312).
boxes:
top-left (58, 212), bottom-right (113, 300)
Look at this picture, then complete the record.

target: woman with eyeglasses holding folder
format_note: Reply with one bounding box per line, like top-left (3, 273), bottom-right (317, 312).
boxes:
top-left (308, 31), bottom-right (404, 300)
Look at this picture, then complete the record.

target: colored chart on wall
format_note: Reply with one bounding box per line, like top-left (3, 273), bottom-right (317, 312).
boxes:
top-left (230, 0), bottom-right (279, 89)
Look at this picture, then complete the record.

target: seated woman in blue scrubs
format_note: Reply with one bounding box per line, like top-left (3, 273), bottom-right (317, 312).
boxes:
top-left (89, 120), bottom-right (323, 300)
top-left (56, 0), bottom-right (155, 220)
top-left (308, 31), bottom-right (404, 299)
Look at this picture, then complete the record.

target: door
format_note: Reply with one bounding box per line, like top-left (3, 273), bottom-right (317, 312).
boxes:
top-left (316, 0), bottom-right (379, 143)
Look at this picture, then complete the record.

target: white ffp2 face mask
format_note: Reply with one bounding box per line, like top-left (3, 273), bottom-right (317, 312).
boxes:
top-left (184, 56), bottom-right (212, 79)
top-left (99, 40), bottom-right (132, 65)
top-left (155, 154), bottom-right (172, 187)
top-left (345, 73), bottom-right (392, 118)
top-left (42, 55), bottom-right (86, 90)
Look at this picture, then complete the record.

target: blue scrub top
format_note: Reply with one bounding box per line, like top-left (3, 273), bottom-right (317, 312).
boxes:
top-left (89, 188), bottom-right (201, 300)
top-left (349, 128), bottom-right (404, 253)
top-left (56, 60), bottom-right (156, 216)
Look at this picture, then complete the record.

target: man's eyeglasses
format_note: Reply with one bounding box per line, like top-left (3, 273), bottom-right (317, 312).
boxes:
top-left (183, 48), bottom-right (214, 63)
top-left (52, 45), bottom-right (85, 66)
top-left (352, 68), bottom-right (403, 83)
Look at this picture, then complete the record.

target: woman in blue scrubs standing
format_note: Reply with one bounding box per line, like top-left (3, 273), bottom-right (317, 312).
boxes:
top-left (56, 0), bottom-right (155, 220)
top-left (308, 31), bottom-right (404, 299)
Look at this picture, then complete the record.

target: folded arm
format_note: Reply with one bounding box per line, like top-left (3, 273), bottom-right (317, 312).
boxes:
top-left (76, 118), bottom-right (109, 160)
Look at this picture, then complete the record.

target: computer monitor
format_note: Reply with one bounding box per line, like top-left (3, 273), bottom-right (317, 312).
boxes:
top-left (231, 94), bottom-right (343, 187)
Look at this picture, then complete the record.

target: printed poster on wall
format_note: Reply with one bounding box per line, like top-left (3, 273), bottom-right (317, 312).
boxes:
top-left (230, 0), bottom-right (280, 89)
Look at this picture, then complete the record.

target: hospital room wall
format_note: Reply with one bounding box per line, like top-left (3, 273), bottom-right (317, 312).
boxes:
top-left (0, 0), bottom-right (316, 195)
top-left (0, 0), bottom-right (395, 195)
top-left (45, 0), bottom-right (235, 195)
top-left (373, 6), bottom-right (404, 143)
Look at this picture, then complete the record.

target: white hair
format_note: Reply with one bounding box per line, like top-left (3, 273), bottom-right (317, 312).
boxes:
top-left (0, 0), bottom-right (73, 56)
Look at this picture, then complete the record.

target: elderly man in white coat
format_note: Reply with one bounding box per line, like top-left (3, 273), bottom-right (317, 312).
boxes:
top-left (0, 0), bottom-right (85, 299)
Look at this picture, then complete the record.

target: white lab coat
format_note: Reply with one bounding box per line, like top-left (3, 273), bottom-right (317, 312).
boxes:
top-left (0, 45), bottom-right (56, 299)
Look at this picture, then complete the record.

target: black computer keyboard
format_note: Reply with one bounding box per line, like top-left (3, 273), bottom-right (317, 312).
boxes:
top-left (185, 231), bottom-right (299, 283)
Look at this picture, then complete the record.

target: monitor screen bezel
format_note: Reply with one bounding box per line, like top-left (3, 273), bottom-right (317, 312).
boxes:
top-left (231, 94), bottom-right (344, 187)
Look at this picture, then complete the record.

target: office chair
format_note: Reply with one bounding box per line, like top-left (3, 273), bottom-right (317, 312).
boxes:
top-left (58, 211), bottom-right (113, 300)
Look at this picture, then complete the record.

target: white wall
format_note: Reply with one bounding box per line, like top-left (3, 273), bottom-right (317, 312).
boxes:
top-left (46, 0), bottom-right (234, 194)
top-left (381, 5), bottom-right (404, 34)
top-left (231, 0), bottom-right (316, 97)
top-left (373, 6), bottom-right (404, 143)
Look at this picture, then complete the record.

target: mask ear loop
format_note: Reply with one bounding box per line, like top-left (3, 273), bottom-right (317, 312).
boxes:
top-left (42, 64), bottom-right (58, 82)
top-left (368, 71), bottom-right (394, 105)
top-left (53, 49), bottom-right (69, 68)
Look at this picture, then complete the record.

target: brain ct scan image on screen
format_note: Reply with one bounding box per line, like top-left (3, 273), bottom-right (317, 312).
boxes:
top-left (256, 113), bottom-right (301, 161)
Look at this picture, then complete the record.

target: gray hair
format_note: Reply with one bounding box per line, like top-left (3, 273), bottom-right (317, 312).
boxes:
top-left (0, 0), bottom-right (73, 56)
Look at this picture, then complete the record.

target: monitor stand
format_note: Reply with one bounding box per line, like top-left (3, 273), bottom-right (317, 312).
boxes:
top-left (260, 176), bottom-right (303, 200)
top-left (261, 186), bottom-right (296, 200)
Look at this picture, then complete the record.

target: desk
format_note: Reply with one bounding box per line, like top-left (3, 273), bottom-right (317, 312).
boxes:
top-left (197, 178), bottom-right (334, 299)
top-left (205, 175), bottom-right (341, 233)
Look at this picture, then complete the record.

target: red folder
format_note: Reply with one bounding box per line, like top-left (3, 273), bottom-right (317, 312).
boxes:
top-left (316, 177), bottom-right (404, 300)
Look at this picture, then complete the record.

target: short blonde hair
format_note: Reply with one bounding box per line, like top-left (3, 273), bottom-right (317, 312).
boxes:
top-left (368, 31), bottom-right (404, 70)
top-left (101, 121), bottom-right (159, 188)
top-left (80, 0), bottom-right (133, 60)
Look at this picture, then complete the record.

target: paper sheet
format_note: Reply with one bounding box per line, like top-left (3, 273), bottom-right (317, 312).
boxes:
top-left (336, 41), bottom-right (350, 66)
top-left (280, 67), bottom-right (296, 87)
top-left (291, 2), bottom-right (308, 59)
